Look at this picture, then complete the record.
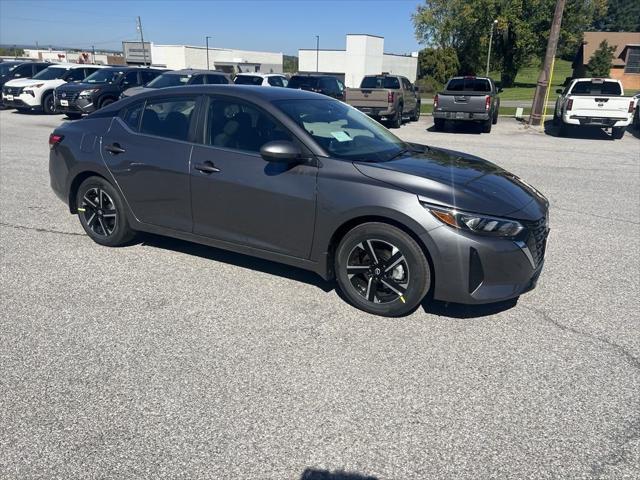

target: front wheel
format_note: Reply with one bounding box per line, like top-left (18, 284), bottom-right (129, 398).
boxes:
top-left (76, 176), bottom-right (136, 247)
top-left (611, 126), bottom-right (626, 139)
top-left (42, 93), bottom-right (56, 115)
top-left (335, 222), bottom-right (431, 317)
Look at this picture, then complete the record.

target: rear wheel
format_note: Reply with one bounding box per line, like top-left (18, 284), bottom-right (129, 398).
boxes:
top-left (42, 93), bottom-right (56, 115)
top-left (558, 121), bottom-right (569, 137)
top-left (611, 126), bottom-right (626, 139)
top-left (76, 176), bottom-right (136, 247)
top-left (433, 118), bottom-right (445, 131)
top-left (492, 108), bottom-right (499, 124)
top-left (482, 117), bottom-right (492, 133)
top-left (411, 102), bottom-right (421, 121)
top-left (335, 222), bottom-right (431, 317)
top-left (391, 104), bottom-right (403, 128)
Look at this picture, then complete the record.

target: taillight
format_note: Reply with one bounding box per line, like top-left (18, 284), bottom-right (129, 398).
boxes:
top-left (433, 94), bottom-right (439, 109)
top-left (388, 91), bottom-right (394, 103)
top-left (629, 101), bottom-right (635, 113)
top-left (567, 99), bottom-right (573, 111)
top-left (49, 133), bottom-right (64, 149)
top-left (485, 95), bottom-right (491, 111)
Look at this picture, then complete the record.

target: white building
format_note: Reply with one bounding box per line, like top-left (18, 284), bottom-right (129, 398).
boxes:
top-left (298, 34), bottom-right (418, 88)
top-left (123, 42), bottom-right (283, 74)
top-left (23, 48), bottom-right (123, 65)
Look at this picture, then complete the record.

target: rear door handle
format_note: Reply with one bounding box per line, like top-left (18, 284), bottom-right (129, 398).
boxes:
top-left (194, 161), bottom-right (220, 174)
top-left (105, 143), bottom-right (126, 155)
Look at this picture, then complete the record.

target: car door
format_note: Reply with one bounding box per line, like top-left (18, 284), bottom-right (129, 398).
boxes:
top-left (101, 95), bottom-right (198, 231)
top-left (189, 95), bottom-right (317, 258)
top-left (402, 78), bottom-right (417, 113)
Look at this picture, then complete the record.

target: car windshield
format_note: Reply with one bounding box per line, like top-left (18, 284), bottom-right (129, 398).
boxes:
top-left (234, 75), bottom-right (263, 85)
top-left (360, 76), bottom-right (400, 89)
top-left (145, 73), bottom-right (191, 88)
top-left (571, 80), bottom-right (622, 96)
top-left (287, 76), bottom-right (319, 89)
top-left (276, 98), bottom-right (408, 162)
top-left (32, 67), bottom-right (68, 80)
top-left (0, 63), bottom-right (20, 76)
top-left (446, 78), bottom-right (491, 92)
top-left (84, 69), bottom-right (122, 84)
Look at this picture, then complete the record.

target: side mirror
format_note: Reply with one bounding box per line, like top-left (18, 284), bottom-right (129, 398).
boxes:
top-left (497, 87), bottom-right (503, 93)
top-left (556, 89), bottom-right (563, 94)
top-left (260, 140), bottom-right (303, 163)
top-left (14, 73), bottom-right (21, 78)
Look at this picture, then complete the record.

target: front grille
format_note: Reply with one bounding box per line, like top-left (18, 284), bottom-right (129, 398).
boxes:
top-left (524, 216), bottom-right (549, 267)
top-left (56, 90), bottom-right (79, 101)
top-left (3, 86), bottom-right (23, 96)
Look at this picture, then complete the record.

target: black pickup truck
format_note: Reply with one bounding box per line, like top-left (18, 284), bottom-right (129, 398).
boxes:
top-left (432, 76), bottom-right (501, 133)
top-left (55, 66), bottom-right (166, 119)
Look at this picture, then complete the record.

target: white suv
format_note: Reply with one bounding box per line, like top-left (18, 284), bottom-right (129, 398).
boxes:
top-left (2, 63), bottom-right (107, 114)
top-left (234, 73), bottom-right (288, 87)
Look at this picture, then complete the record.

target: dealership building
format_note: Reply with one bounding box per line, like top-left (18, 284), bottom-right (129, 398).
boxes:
top-left (122, 41), bottom-right (283, 74)
top-left (298, 34), bottom-right (418, 88)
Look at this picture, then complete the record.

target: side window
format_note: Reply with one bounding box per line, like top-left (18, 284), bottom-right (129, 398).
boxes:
top-left (119, 102), bottom-right (144, 131)
top-left (12, 64), bottom-right (31, 78)
top-left (64, 68), bottom-right (85, 82)
top-left (206, 74), bottom-right (228, 85)
top-left (140, 96), bottom-right (197, 141)
top-left (337, 79), bottom-right (344, 94)
top-left (205, 97), bottom-right (293, 153)
top-left (268, 76), bottom-right (283, 87)
top-left (34, 64), bottom-right (48, 75)
top-left (84, 68), bottom-right (100, 78)
top-left (189, 75), bottom-right (205, 85)
top-left (140, 70), bottom-right (159, 85)
top-left (122, 71), bottom-right (139, 86)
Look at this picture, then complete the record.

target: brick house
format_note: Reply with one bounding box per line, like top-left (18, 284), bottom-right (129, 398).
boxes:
top-left (573, 32), bottom-right (640, 90)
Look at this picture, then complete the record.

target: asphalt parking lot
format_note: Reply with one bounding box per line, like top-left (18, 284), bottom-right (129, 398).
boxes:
top-left (1, 109), bottom-right (639, 480)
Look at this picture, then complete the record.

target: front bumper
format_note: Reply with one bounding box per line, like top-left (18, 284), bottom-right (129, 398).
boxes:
top-left (55, 95), bottom-right (96, 115)
top-left (433, 110), bottom-right (491, 121)
top-left (1, 93), bottom-right (39, 110)
top-left (421, 222), bottom-right (548, 305)
top-left (562, 113), bottom-right (632, 127)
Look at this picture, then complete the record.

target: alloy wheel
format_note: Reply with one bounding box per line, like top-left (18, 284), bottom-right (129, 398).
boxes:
top-left (346, 239), bottom-right (410, 304)
top-left (80, 187), bottom-right (117, 237)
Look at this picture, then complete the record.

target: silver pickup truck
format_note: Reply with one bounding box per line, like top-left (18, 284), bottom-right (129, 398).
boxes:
top-left (432, 76), bottom-right (501, 133)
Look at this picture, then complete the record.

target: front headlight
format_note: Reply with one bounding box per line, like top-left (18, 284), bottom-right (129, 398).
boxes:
top-left (423, 203), bottom-right (524, 237)
top-left (79, 89), bottom-right (99, 97)
top-left (24, 83), bottom-right (44, 89)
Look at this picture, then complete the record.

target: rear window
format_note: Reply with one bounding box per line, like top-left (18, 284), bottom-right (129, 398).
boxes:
top-left (234, 75), bottom-right (263, 86)
top-left (446, 78), bottom-right (491, 92)
top-left (288, 76), bottom-right (319, 89)
top-left (360, 76), bottom-right (400, 89)
top-left (570, 80), bottom-right (622, 96)
top-left (146, 73), bottom-right (191, 88)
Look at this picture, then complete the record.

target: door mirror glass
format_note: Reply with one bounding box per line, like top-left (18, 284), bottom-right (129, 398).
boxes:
top-left (260, 140), bottom-right (302, 163)
top-left (556, 88), bottom-right (563, 94)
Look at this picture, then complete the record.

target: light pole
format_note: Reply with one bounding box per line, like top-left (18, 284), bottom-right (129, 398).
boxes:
top-left (485, 19), bottom-right (498, 77)
top-left (315, 35), bottom-right (319, 72)
top-left (206, 36), bottom-right (212, 70)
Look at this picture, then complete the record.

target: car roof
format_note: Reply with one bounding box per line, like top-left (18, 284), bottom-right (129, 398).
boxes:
top-left (165, 69), bottom-right (227, 75)
top-left (290, 74), bottom-right (337, 78)
top-left (236, 73), bottom-right (284, 77)
top-left (44, 63), bottom-right (109, 69)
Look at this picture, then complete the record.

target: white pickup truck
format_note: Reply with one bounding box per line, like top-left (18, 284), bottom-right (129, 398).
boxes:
top-left (553, 78), bottom-right (635, 139)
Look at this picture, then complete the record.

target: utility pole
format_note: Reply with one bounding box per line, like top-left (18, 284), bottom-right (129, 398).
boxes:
top-left (315, 35), bottom-right (320, 72)
top-left (136, 16), bottom-right (148, 66)
top-left (485, 20), bottom-right (498, 77)
top-left (206, 36), bottom-right (211, 70)
top-left (529, 0), bottom-right (565, 126)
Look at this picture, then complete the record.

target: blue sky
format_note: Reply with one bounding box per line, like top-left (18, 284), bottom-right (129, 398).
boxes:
top-left (0, 0), bottom-right (423, 55)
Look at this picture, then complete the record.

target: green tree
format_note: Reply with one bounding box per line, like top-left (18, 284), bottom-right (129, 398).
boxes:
top-left (594, 0), bottom-right (640, 31)
top-left (283, 55), bottom-right (298, 74)
top-left (412, 0), bottom-right (606, 87)
top-left (587, 39), bottom-right (616, 76)
top-left (418, 47), bottom-right (460, 84)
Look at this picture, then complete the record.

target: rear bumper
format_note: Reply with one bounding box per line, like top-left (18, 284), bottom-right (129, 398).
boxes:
top-left (433, 110), bottom-right (490, 121)
top-left (353, 105), bottom-right (396, 117)
top-left (562, 113), bottom-right (632, 127)
top-left (421, 225), bottom-right (548, 305)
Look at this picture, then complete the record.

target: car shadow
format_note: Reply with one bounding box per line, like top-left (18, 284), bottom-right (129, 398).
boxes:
top-left (543, 120), bottom-right (614, 140)
top-left (300, 468), bottom-right (378, 480)
top-left (426, 122), bottom-right (483, 135)
top-left (138, 233), bottom-right (335, 293)
top-left (422, 297), bottom-right (519, 318)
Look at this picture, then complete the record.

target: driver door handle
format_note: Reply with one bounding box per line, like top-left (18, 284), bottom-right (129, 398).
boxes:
top-left (105, 143), bottom-right (126, 155)
top-left (194, 161), bottom-right (220, 174)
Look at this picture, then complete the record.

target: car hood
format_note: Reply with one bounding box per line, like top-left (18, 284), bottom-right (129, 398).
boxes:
top-left (354, 146), bottom-right (548, 220)
top-left (4, 77), bottom-right (55, 87)
top-left (56, 82), bottom-right (103, 92)
top-left (121, 86), bottom-right (151, 97)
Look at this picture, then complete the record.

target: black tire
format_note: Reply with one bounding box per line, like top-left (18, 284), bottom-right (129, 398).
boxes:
top-left (553, 108), bottom-right (560, 126)
top-left (42, 92), bottom-right (56, 115)
top-left (482, 118), bottom-right (492, 133)
top-left (335, 222), bottom-right (431, 317)
top-left (411, 102), bottom-right (421, 122)
top-left (16, 107), bottom-right (29, 113)
top-left (76, 176), bottom-right (136, 247)
top-left (611, 126), bottom-right (626, 140)
top-left (492, 108), bottom-right (498, 125)
top-left (558, 122), bottom-right (569, 137)
top-left (391, 104), bottom-right (403, 128)
top-left (433, 118), bottom-right (445, 131)
top-left (99, 97), bottom-right (115, 109)
top-left (65, 112), bottom-right (82, 120)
